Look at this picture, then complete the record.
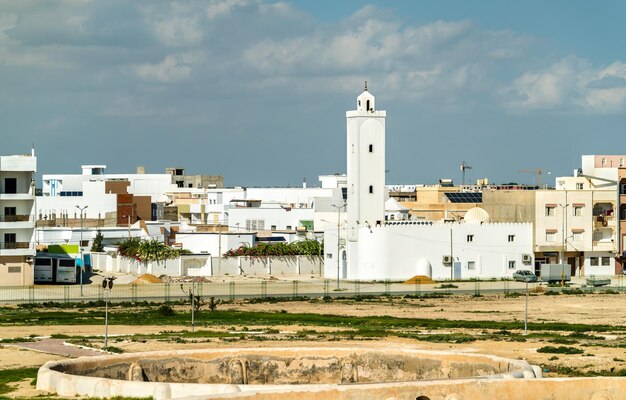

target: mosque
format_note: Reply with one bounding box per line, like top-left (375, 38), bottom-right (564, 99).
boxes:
top-left (323, 85), bottom-right (533, 281)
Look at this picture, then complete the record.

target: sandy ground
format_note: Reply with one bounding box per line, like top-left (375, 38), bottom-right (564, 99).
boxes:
top-left (3, 292), bottom-right (626, 398)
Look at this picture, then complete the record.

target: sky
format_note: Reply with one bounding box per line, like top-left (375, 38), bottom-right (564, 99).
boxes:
top-left (1, 0), bottom-right (626, 187)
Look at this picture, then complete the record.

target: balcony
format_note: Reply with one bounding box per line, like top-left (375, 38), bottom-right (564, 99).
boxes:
top-left (0, 215), bottom-right (35, 229)
top-left (0, 241), bottom-right (35, 256)
top-left (594, 215), bottom-right (615, 228)
top-left (0, 192), bottom-right (35, 201)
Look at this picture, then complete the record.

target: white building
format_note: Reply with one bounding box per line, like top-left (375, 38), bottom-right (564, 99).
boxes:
top-left (324, 86), bottom-right (534, 281)
top-left (1, 150), bottom-right (37, 285)
top-left (39, 165), bottom-right (177, 219)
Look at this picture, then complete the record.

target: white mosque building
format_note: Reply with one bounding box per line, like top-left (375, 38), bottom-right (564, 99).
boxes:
top-left (323, 86), bottom-right (534, 281)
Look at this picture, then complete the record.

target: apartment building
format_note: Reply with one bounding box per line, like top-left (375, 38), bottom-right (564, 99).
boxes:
top-left (0, 151), bottom-right (36, 285)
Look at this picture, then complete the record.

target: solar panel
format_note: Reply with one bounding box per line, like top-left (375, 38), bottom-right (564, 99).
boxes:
top-left (445, 192), bottom-right (482, 203)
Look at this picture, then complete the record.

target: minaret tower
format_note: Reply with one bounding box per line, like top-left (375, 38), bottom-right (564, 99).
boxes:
top-left (346, 82), bottom-right (386, 242)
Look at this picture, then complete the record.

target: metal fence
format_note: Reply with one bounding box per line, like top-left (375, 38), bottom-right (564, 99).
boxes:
top-left (1, 276), bottom-right (624, 305)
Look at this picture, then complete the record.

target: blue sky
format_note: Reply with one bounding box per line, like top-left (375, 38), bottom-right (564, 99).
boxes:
top-left (1, 0), bottom-right (625, 187)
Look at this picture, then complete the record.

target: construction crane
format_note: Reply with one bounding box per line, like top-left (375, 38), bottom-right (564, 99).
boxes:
top-left (518, 168), bottom-right (543, 187)
top-left (460, 161), bottom-right (472, 185)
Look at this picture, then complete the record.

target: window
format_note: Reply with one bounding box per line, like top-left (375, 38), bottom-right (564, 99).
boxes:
top-left (508, 260), bottom-right (516, 269)
top-left (572, 232), bottom-right (583, 242)
top-left (508, 235), bottom-right (515, 242)
top-left (270, 225), bottom-right (276, 230)
top-left (326, 253), bottom-right (333, 259)
top-left (369, 144), bottom-right (373, 153)
top-left (576, 183), bottom-right (584, 190)
top-left (590, 257), bottom-right (599, 266)
top-left (573, 206), bottom-right (583, 216)
top-left (546, 231), bottom-right (557, 242)
top-left (369, 185), bottom-right (373, 194)
top-left (8, 266), bottom-right (21, 273)
top-left (545, 206), bottom-right (556, 216)
top-left (601, 257), bottom-right (611, 266)
top-left (601, 157), bottom-right (606, 166)
top-left (467, 261), bottom-right (476, 270)
top-left (621, 158), bottom-right (624, 167)
top-left (286, 225), bottom-right (292, 230)
top-left (466, 234), bottom-right (474, 242)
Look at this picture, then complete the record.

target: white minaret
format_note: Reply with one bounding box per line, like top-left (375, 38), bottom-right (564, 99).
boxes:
top-left (346, 82), bottom-right (386, 242)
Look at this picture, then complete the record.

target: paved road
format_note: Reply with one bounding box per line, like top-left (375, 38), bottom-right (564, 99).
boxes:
top-left (7, 338), bottom-right (104, 358)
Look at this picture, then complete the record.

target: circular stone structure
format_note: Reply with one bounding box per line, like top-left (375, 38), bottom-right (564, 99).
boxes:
top-left (37, 347), bottom-right (542, 400)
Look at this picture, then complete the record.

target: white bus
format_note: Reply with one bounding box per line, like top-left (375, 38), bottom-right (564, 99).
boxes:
top-left (55, 258), bottom-right (77, 284)
top-left (34, 257), bottom-right (54, 283)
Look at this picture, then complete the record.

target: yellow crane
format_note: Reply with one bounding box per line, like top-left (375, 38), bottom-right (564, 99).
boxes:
top-left (518, 168), bottom-right (543, 187)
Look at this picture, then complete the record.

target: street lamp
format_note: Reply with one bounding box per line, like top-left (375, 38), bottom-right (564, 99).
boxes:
top-left (76, 205), bottom-right (88, 296)
top-left (559, 203), bottom-right (569, 287)
top-left (102, 276), bottom-right (114, 351)
top-left (330, 203), bottom-right (346, 290)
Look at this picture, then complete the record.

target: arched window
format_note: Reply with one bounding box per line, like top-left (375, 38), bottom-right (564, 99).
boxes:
top-left (369, 185), bottom-right (373, 194)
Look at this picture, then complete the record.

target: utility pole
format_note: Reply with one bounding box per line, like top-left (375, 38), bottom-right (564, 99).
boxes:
top-left (75, 205), bottom-right (88, 296)
top-left (331, 203), bottom-right (346, 289)
top-left (102, 277), bottom-right (114, 351)
top-left (450, 228), bottom-right (454, 280)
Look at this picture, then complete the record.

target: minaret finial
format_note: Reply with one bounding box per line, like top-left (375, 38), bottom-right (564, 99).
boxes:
top-left (364, 80), bottom-right (368, 91)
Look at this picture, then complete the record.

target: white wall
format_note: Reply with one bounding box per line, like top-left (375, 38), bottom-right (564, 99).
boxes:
top-left (326, 222), bottom-right (534, 281)
top-left (228, 206), bottom-right (314, 232)
top-left (174, 232), bottom-right (255, 256)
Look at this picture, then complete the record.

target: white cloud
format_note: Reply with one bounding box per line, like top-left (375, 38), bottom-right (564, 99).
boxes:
top-left (505, 58), bottom-right (626, 113)
top-left (133, 53), bottom-right (198, 83)
top-left (206, 0), bottom-right (251, 20)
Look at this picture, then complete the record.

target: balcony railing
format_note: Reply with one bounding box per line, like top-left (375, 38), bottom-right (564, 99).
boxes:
top-left (0, 215), bottom-right (33, 222)
top-left (594, 215), bottom-right (615, 227)
top-left (0, 242), bottom-right (33, 250)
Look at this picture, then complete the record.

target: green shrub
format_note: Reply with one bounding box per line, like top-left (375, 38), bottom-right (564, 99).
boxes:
top-left (537, 346), bottom-right (584, 355)
top-left (157, 304), bottom-right (175, 317)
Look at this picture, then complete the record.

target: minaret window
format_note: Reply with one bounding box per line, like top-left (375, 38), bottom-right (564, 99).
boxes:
top-left (366, 100), bottom-right (370, 111)
top-left (369, 144), bottom-right (373, 153)
top-left (369, 185), bottom-right (373, 194)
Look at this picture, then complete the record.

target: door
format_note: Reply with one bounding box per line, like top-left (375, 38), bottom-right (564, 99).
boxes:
top-left (4, 178), bottom-right (17, 194)
top-left (4, 233), bottom-right (16, 249)
top-left (341, 250), bottom-right (347, 279)
top-left (4, 207), bottom-right (16, 222)
top-left (568, 257), bottom-right (577, 276)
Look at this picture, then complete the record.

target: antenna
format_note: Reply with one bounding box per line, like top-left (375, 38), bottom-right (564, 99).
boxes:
top-left (364, 80), bottom-right (368, 91)
top-left (460, 161), bottom-right (472, 185)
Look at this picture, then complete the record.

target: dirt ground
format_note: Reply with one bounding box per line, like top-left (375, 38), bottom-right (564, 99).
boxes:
top-left (3, 292), bottom-right (626, 398)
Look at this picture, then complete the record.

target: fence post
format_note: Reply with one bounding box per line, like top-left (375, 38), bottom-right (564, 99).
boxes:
top-left (414, 281), bottom-right (420, 297)
top-left (474, 279), bottom-right (480, 296)
top-left (504, 279), bottom-right (509, 295)
top-left (261, 281), bottom-right (267, 298)
top-left (354, 280), bottom-right (360, 297)
top-left (29, 286), bottom-right (34, 304)
top-left (384, 280), bottom-right (390, 296)
top-left (165, 282), bottom-right (170, 303)
top-left (324, 279), bottom-right (329, 297)
top-left (98, 285), bottom-right (103, 302)
top-left (131, 284), bottom-right (137, 303)
top-left (229, 281), bottom-right (235, 300)
top-left (292, 280), bottom-right (299, 297)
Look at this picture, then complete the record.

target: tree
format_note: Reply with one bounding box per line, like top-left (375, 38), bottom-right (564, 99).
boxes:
top-left (117, 238), bottom-right (189, 262)
top-left (91, 229), bottom-right (104, 252)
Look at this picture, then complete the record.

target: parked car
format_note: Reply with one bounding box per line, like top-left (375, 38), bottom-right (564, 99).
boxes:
top-left (513, 270), bottom-right (537, 282)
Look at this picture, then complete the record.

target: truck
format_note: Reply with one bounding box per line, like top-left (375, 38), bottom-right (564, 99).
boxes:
top-left (540, 264), bottom-right (571, 283)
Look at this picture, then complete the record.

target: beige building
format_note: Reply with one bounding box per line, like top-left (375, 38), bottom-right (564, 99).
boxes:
top-left (1, 151), bottom-right (37, 285)
top-left (534, 189), bottom-right (616, 277)
top-left (397, 185), bottom-right (478, 221)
